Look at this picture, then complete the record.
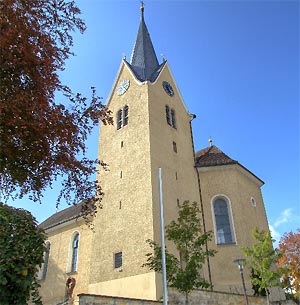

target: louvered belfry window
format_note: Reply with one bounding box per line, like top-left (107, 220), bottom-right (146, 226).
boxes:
top-left (166, 105), bottom-right (176, 129)
top-left (123, 105), bottom-right (129, 126)
top-left (171, 109), bottom-right (176, 129)
top-left (117, 109), bottom-right (122, 130)
top-left (166, 105), bottom-right (171, 125)
top-left (116, 106), bottom-right (129, 130)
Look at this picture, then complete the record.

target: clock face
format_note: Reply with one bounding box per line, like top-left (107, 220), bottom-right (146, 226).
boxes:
top-left (117, 79), bottom-right (130, 95)
top-left (162, 81), bottom-right (174, 97)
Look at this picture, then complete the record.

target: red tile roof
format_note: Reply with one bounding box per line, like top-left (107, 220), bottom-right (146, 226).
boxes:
top-left (195, 145), bottom-right (238, 167)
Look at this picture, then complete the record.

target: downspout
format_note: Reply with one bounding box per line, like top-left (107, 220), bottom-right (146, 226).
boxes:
top-left (189, 114), bottom-right (213, 289)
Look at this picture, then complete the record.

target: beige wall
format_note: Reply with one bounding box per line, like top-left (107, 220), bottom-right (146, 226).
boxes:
top-left (198, 164), bottom-right (270, 293)
top-left (88, 62), bottom-right (201, 299)
top-left (89, 62), bottom-right (158, 299)
top-left (38, 219), bottom-right (93, 305)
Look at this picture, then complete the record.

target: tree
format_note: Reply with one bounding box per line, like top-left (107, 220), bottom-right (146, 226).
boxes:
top-left (0, 0), bottom-right (113, 216)
top-left (242, 227), bottom-right (282, 305)
top-left (0, 202), bottom-right (46, 305)
top-left (143, 201), bottom-right (216, 305)
top-left (277, 229), bottom-right (300, 302)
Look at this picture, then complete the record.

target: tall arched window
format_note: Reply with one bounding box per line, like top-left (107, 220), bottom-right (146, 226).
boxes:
top-left (171, 109), bottom-right (176, 129)
top-left (165, 105), bottom-right (171, 125)
top-left (123, 105), bottom-right (129, 126)
top-left (165, 105), bottom-right (177, 129)
top-left (38, 241), bottom-right (51, 280)
top-left (212, 197), bottom-right (235, 244)
top-left (42, 241), bottom-right (51, 279)
top-left (116, 105), bottom-right (129, 130)
top-left (117, 109), bottom-right (122, 130)
top-left (71, 233), bottom-right (79, 272)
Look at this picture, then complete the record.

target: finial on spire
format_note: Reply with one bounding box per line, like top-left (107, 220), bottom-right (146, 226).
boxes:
top-left (209, 136), bottom-right (213, 147)
top-left (140, 1), bottom-right (145, 14)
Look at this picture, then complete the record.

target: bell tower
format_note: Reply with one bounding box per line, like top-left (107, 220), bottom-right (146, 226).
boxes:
top-left (88, 5), bottom-right (200, 299)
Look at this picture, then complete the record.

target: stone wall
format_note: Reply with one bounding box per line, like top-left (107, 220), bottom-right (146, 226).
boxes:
top-left (79, 289), bottom-right (289, 305)
top-left (78, 294), bottom-right (161, 305)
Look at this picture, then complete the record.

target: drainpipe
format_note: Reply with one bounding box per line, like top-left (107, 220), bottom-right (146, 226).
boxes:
top-left (189, 114), bottom-right (213, 288)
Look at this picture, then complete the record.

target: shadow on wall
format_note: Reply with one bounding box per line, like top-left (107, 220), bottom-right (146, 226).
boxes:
top-left (38, 256), bottom-right (70, 305)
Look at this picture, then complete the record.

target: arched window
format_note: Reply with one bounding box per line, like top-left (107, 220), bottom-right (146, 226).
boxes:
top-left (42, 241), bottom-right (51, 279)
top-left (117, 109), bottom-right (122, 130)
top-left (212, 197), bottom-right (235, 244)
top-left (38, 241), bottom-right (51, 280)
top-left (171, 109), bottom-right (176, 129)
top-left (71, 233), bottom-right (79, 272)
top-left (165, 105), bottom-right (171, 125)
top-left (116, 105), bottom-right (129, 130)
top-left (165, 105), bottom-right (177, 129)
top-left (123, 105), bottom-right (129, 126)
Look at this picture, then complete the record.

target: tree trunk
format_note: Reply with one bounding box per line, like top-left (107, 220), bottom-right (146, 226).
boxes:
top-left (266, 287), bottom-right (270, 305)
top-left (185, 292), bottom-right (189, 305)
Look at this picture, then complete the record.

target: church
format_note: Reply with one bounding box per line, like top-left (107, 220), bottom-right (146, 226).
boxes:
top-left (38, 5), bottom-right (275, 305)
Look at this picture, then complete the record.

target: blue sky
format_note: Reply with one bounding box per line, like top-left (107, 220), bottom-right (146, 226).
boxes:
top-left (9, 0), bottom-right (299, 246)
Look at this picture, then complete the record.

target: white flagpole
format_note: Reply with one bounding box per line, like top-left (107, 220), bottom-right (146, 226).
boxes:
top-left (158, 167), bottom-right (168, 305)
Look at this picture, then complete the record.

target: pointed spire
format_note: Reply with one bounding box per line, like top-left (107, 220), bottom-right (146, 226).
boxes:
top-left (129, 3), bottom-right (160, 81)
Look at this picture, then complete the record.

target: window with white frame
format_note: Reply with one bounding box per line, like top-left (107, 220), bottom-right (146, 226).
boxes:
top-left (37, 241), bottom-right (51, 280)
top-left (42, 241), bottom-right (51, 279)
top-left (71, 233), bottom-right (79, 272)
top-left (114, 251), bottom-right (122, 269)
top-left (212, 197), bottom-right (235, 244)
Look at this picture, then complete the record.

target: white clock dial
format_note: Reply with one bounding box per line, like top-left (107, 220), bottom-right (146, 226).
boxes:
top-left (117, 79), bottom-right (130, 95)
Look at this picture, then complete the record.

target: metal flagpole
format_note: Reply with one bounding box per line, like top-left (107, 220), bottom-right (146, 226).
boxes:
top-left (158, 167), bottom-right (168, 305)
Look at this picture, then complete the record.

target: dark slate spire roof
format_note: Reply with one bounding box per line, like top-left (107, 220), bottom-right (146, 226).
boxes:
top-left (195, 145), bottom-right (238, 167)
top-left (129, 6), bottom-right (162, 82)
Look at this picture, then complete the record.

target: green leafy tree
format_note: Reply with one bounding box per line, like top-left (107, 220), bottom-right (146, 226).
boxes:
top-left (0, 203), bottom-right (46, 305)
top-left (0, 0), bottom-right (113, 216)
top-left (242, 227), bottom-right (282, 305)
top-left (143, 201), bottom-right (216, 305)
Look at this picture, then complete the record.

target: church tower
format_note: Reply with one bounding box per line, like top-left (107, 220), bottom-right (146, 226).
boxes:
top-left (37, 6), bottom-right (284, 305)
top-left (88, 5), bottom-right (200, 299)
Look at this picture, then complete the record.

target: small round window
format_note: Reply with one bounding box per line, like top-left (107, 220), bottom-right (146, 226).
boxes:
top-left (251, 197), bottom-right (256, 207)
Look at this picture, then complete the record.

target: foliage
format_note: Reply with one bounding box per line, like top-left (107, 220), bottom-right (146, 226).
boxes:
top-left (0, 202), bottom-right (46, 305)
top-left (242, 227), bottom-right (282, 305)
top-left (143, 201), bottom-right (216, 304)
top-left (277, 228), bottom-right (300, 300)
top-left (0, 0), bottom-right (113, 215)
top-left (251, 268), bottom-right (267, 296)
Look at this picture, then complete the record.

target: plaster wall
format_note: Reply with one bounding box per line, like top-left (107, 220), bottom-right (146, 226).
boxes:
top-left (38, 220), bottom-right (93, 305)
top-left (198, 164), bottom-right (270, 293)
top-left (89, 63), bottom-right (159, 299)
